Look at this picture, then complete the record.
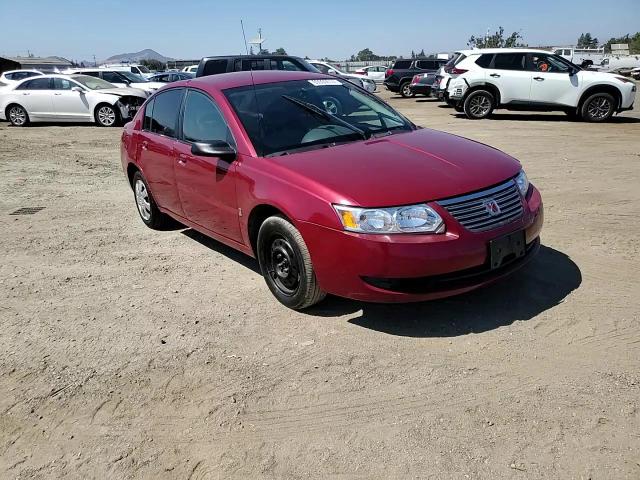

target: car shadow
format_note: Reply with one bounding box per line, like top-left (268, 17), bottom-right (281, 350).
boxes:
top-left (181, 228), bottom-right (261, 274)
top-left (453, 113), bottom-right (640, 123)
top-left (415, 98), bottom-right (440, 103)
top-left (307, 245), bottom-right (581, 337)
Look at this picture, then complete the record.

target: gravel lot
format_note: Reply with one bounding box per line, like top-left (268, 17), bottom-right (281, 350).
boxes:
top-left (1, 90), bottom-right (639, 479)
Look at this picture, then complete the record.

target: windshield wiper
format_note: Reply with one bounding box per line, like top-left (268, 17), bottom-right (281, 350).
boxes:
top-left (281, 95), bottom-right (368, 140)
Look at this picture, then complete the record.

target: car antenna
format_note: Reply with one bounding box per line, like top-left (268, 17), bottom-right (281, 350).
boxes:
top-left (241, 19), bottom-right (263, 146)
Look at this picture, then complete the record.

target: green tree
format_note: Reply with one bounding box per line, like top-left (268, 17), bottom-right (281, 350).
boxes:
top-left (141, 59), bottom-right (165, 71)
top-left (418, 49), bottom-right (426, 57)
top-left (273, 47), bottom-right (287, 55)
top-left (603, 32), bottom-right (640, 54)
top-left (577, 32), bottom-right (599, 48)
top-left (467, 26), bottom-right (525, 49)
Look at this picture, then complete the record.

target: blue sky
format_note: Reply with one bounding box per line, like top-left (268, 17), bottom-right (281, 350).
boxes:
top-left (1, 0), bottom-right (638, 62)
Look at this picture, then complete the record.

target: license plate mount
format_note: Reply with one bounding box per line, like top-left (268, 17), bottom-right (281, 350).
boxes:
top-left (489, 230), bottom-right (526, 269)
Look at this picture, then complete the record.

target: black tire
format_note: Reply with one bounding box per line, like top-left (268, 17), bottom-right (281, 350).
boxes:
top-left (94, 103), bottom-right (120, 127)
top-left (7, 104), bottom-right (29, 127)
top-left (257, 216), bottom-right (326, 310)
top-left (400, 82), bottom-right (415, 98)
top-left (463, 90), bottom-right (495, 119)
top-left (132, 171), bottom-right (169, 229)
top-left (580, 92), bottom-right (615, 122)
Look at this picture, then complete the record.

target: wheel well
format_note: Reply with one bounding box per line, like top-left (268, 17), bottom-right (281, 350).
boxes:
top-left (126, 163), bottom-right (139, 188)
top-left (465, 83), bottom-right (501, 106)
top-left (578, 85), bottom-right (622, 110)
top-left (5, 103), bottom-right (25, 118)
top-left (247, 204), bottom-right (287, 256)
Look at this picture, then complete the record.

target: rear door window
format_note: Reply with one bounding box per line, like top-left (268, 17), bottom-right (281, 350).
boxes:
top-left (493, 53), bottom-right (526, 70)
top-left (17, 77), bottom-right (51, 90)
top-left (150, 89), bottom-right (184, 137)
top-left (101, 71), bottom-right (124, 83)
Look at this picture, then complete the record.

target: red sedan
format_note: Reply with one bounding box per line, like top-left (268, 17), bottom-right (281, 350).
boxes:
top-left (121, 70), bottom-right (543, 310)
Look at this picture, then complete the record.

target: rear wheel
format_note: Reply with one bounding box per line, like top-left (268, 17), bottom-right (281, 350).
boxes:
top-left (95, 104), bottom-right (119, 127)
top-left (7, 104), bottom-right (29, 126)
top-left (400, 82), bottom-right (414, 98)
top-left (463, 90), bottom-right (495, 119)
top-left (581, 93), bottom-right (615, 122)
top-left (257, 216), bottom-right (326, 310)
top-left (132, 171), bottom-right (169, 229)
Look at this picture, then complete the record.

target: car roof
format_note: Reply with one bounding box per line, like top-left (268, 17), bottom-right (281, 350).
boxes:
top-left (201, 55), bottom-right (302, 60)
top-left (170, 70), bottom-right (334, 91)
top-left (3, 69), bottom-right (43, 74)
top-left (457, 48), bottom-right (553, 55)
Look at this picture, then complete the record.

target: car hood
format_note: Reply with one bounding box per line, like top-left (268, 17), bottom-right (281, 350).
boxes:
top-left (271, 128), bottom-right (522, 207)
top-left (96, 87), bottom-right (147, 99)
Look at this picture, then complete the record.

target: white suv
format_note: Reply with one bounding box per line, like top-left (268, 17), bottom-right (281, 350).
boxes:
top-left (445, 48), bottom-right (636, 122)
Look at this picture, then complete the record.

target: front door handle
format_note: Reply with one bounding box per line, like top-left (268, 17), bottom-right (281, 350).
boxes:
top-left (177, 153), bottom-right (189, 164)
top-left (489, 73), bottom-right (500, 78)
top-left (54, 93), bottom-right (62, 96)
top-left (533, 77), bottom-right (544, 81)
top-left (141, 141), bottom-right (148, 151)
top-left (22, 92), bottom-right (30, 95)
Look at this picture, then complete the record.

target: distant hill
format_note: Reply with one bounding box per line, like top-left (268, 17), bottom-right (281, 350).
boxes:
top-left (102, 49), bottom-right (173, 64)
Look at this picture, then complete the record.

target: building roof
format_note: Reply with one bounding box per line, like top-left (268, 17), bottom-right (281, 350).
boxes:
top-left (8, 56), bottom-right (73, 66)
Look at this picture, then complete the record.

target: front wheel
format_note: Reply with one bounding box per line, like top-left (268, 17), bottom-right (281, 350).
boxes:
top-left (95, 104), bottom-right (119, 127)
top-left (463, 90), bottom-right (495, 119)
top-left (581, 93), bottom-right (615, 122)
top-left (257, 216), bottom-right (326, 310)
top-left (400, 82), bottom-right (415, 98)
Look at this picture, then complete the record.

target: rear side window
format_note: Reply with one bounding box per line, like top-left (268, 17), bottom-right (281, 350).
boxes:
top-left (143, 98), bottom-right (155, 131)
top-left (493, 53), bottom-right (526, 70)
top-left (392, 60), bottom-right (412, 69)
top-left (475, 54), bottom-right (494, 68)
top-left (17, 78), bottom-right (51, 90)
top-left (239, 59), bottom-right (266, 71)
top-left (203, 59), bottom-right (228, 76)
top-left (181, 90), bottom-right (233, 144)
top-left (150, 89), bottom-right (183, 137)
top-left (416, 60), bottom-right (437, 70)
top-left (7, 71), bottom-right (40, 81)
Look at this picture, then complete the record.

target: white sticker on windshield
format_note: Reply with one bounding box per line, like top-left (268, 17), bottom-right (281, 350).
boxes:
top-left (308, 79), bottom-right (342, 86)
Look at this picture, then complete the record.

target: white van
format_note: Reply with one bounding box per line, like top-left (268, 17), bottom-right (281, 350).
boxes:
top-left (99, 64), bottom-right (153, 78)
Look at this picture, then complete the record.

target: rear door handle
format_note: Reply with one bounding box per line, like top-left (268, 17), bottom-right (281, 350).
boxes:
top-left (533, 77), bottom-right (544, 81)
top-left (54, 93), bottom-right (62, 95)
top-left (22, 92), bottom-right (30, 95)
top-left (489, 73), bottom-right (500, 78)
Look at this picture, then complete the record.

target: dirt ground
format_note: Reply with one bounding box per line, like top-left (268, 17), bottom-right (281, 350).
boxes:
top-left (1, 89), bottom-right (639, 480)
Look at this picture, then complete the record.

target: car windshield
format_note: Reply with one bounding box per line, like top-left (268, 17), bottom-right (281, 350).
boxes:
top-left (71, 75), bottom-right (115, 90)
top-left (119, 71), bottom-right (148, 83)
top-left (225, 78), bottom-right (413, 157)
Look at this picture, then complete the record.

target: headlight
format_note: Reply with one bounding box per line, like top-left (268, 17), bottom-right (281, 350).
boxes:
top-left (333, 203), bottom-right (444, 234)
top-left (515, 170), bottom-right (529, 196)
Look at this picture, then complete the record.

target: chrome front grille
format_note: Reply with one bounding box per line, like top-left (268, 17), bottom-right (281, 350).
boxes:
top-left (437, 180), bottom-right (524, 232)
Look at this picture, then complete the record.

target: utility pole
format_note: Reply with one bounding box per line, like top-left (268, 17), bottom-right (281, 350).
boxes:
top-left (93, 54), bottom-right (97, 67)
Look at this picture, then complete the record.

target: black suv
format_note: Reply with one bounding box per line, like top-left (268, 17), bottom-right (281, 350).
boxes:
top-left (384, 58), bottom-right (448, 97)
top-left (195, 55), bottom-right (320, 77)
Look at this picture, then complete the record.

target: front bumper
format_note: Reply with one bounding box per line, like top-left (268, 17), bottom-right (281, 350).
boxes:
top-left (299, 185), bottom-right (543, 303)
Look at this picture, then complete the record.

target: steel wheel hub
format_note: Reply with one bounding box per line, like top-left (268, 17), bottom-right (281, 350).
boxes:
top-left (268, 237), bottom-right (300, 295)
top-left (134, 179), bottom-right (151, 221)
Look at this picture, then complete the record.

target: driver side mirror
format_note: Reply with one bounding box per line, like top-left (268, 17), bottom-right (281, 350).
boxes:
top-left (568, 66), bottom-right (578, 76)
top-left (191, 141), bottom-right (236, 161)
top-left (71, 86), bottom-right (84, 93)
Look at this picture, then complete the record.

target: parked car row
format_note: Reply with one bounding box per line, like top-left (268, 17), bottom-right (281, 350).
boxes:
top-left (388, 49), bottom-right (636, 122)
